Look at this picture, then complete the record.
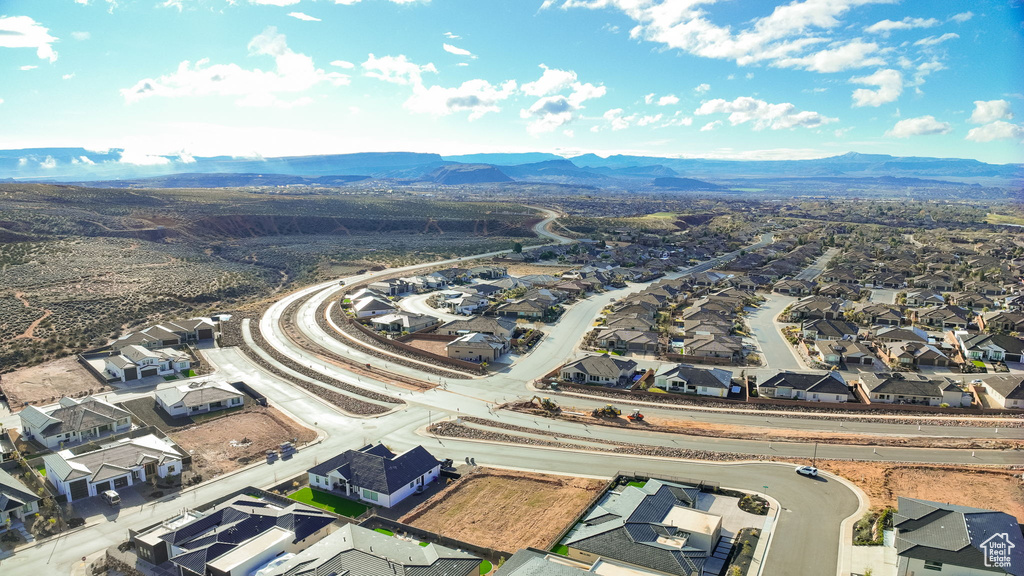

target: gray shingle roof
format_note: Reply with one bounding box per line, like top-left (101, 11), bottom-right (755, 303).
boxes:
top-left (22, 396), bottom-right (130, 439)
top-left (981, 375), bottom-right (1024, 401)
top-left (0, 467), bottom-right (40, 512)
top-left (562, 355), bottom-right (638, 379)
top-left (760, 371), bottom-right (848, 395)
top-left (308, 444), bottom-right (439, 496)
top-left (895, 497), bottom-right (1024, 575)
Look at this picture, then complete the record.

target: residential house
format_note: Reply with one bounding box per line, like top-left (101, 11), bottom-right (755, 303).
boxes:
top-left (879, 341), bottom-right (951, 367)
top-left (947, 291), bottom-right (996, 310)
top-left (653, 364), bottom-right (733, 397)
top-left (594, 328), bottom-right (660, 354)
top-left (495, 548), bottom-right (669, 576)
top-left (605, 315), bottom-right (656, 332)
top-left (155, 381), bottom-right (244, 418)
top-left (111, 318), bottom-right (217, 352)
top-left (683, 334), bottom-right (743, 361)
top-left (757, 371), bottom-right (849, 403)
top-left (859, 373), bottom-right (966, 406)
top-left (820, 268), bottom-right (860, 284)
top-left (905, 290), bottom-right (945, 307)
top-left (259, 524), bottom-right (481, 576)
top-left (563, 479), bottom-right (720, 576)
top-left (979, 376), bottom-right (1024, 409)
top-left (913, 306), bottom-right (970, 330)
top-left (874, 326), bottom-right (928, 344)
top-left (817, 283), bottom-right (863, 300)
top-left (894, 497), bottom-right (1024, 576)
top-left (19, 396), bottom-right (132, 449)
top-left (43, 434), bottom-right (187, 502)
top-left (433, 267), bottom-right (471, 283)
top-left (680, 319), bottom-right (732, 338)
top-left (857, 303), bottom-right (905, 326)
top-left (0, 468), bottom-right (40, 529)
top-left (462, 283), bottom-right (503, 298)
top-left (368, 279), bottom-right (408, 296)
top-left (802, 318), bottom-right (859, 341)
top-left (307, 443), bottom-right (440, 508)
top-left (978, 311), bottom-right (1024, 333)
top-left (444, 294), bottom-right (490, 315)
top-left (105, 345), bottom-right (192, 382)
top-left (497, 298), bottom-right (549, 321)
top-left (954, 331), bottom-right (1024, 363)
top-left (773, 279), bottom-right (815, 296)
top-left (912, 274), bottom-right (955, 292)
top-left (437, 317), bottom-right (516, 340)
top-left (370, 312), bottom-right (439, 334)
top-left (788, 296), bottom-right (846, 321)
top-left (352, 295), bottom-right (397, 318)
top-left (559, 354), bottom-right (638, 385)
top-left (130, 494), bottom-right (336, 576)
top-left (445, 332), bottom-right (508, 363)
top-left (813, 340), bottom-right (875, 366)
top-left (469, 265), bottom-right (507, 279)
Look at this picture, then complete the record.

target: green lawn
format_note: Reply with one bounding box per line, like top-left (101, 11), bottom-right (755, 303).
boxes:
top-left (419, 541), bottom-right (430, 547)
top-left (184, 369), bottom-right (197, 377)
top-left (479, 560), bottom-right (492, 574)
top-left (36, 467), bottom-right (46, 477)
top-left (288, 487), bottom-right (369, 518)
top-left (163, 375), bottom-right (178, 381)
top-left (972, 360), bottom-right (986, 368)
top-left (627, 481), bottom-right (647, 488)
top-left (374, 528), bottom-right (395, 536)
top-left (550, 544), bottom-right (568, 556)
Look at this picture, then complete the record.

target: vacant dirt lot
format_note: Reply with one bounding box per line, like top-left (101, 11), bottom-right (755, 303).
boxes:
top-left (503, 264), bottom-right (576, 278)
top-left (1, 356), bottom-right (111, 408)
top-left (170, 407), bottom-right (315, 479)
top-left (814, 460), bottom-right (1024, 521)
top-left (403, 338), bottom-right (449, 356)
top-left (400, 469), bottom-right (606, 553)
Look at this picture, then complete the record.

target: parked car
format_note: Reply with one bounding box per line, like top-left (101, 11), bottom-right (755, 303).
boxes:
top-left (101, 490), bottom-right (121, 506)
top-left (796, 466), bottom-right (818, 477)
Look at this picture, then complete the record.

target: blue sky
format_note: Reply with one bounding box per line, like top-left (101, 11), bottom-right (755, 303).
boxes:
top-left (1, 0), bottom-right (1022, 164)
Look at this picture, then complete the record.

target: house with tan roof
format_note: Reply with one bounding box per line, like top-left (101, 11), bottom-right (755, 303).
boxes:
top-left (156, 381), bottom-right (244, 418)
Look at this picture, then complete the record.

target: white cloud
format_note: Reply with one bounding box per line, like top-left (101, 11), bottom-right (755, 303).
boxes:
top-left (644, 93), bottom-right (655, 104)
top-left (965, 121), bottom-right (1024, 142)
top-left (62, 73), bottom-right (75, 80)
top-left (636, 113), bottom-right (662, 126)
top-left (443, 32), bottom-right (461, 39)
top-left (521, 79), bottom-right (606, 135)
top-left (0, 98), bottom-right (4, 105)
top-left (885, 115), bottom-right (951, 137)
top-left (39, 156), bottom-right (57, 169)
top-left (0, 16), bottom-right (59, 62)
top-left (660, 113), bottom-right (693, 128)
top-left (658, 94), bottom-right (680, 105)
top-left (850, 68), bottom-right (903, 107)
top-left (694, 96), bottom-right (837, 130)
top-left (20, 65), bottom-right (38, 71)
top-left (864, 17), bottom-right (938, 36)
top-left (563, 129), bottom-right (574, 137)
top-left (603, 108), bottom-right (636, 131)
top-left (969, 100), bottom-right (1013, 124)
top-left (914, 33), bottom-right (958, 47)
top-left (694, 84), bottom-right (710, 94)
top-left (288, 12), bottom-right (321, 21)
top-left (522, 65), bottom-right (577, 97)
top-left (119, 149), bottom-right (172, 165)
top-left (362, 53), bottom-right (436, 85)
top-left (330, 60), bottom-right (355, 69)
top-left (121, 27), bottom-right (350, 106)
top-left (949, 12), bottom-right (973, 24)
top-left (17, 157), bottom-right (27, 166)
top-left (405, 79), bottom-right (516, 120)
top-left (77, 155), bottom-right (95, 165)
top-left (521, 96), bottom-right (576, 134)
top-left (249, 0), bottom-right (300, 6)
top-left (773, 39), bottom-right (885, 73)
top-left (549, 0), bottom-right (896, 72)
top-left (700, 120), bottom-right (722, 132)
top-left (442, 43), bottom-right (476, 58)
top-left (71, 31), bottom-right (90, 41)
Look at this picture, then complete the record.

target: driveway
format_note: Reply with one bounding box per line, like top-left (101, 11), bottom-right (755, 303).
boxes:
top-left (397, 292), bottom-right (464, 322)
top-left (745, 294), bottom-right (805, 372)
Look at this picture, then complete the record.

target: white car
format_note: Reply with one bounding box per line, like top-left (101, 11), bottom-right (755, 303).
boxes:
top-left (796, 466), bottom-right (819, 477)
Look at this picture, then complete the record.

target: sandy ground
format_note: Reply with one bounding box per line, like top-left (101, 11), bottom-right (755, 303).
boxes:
top-left (170, 407), bottom-right (315, 479)
top-left (404, 338), bottom-right (450, 356)
top-left (503, 264), bottom-right (577, 278)
top-left (400, 469), bottom-right (606, 553)
top-left (0, 356), bottom-right (111, 408)
top-left (811, 460), bottom-right (1024, 521)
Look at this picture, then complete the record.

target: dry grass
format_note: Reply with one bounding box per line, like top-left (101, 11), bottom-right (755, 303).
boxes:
top-left (502, 263), bottom-right (577, 278)
top-left (813, 460), bottom-right (1024, 521)
top-left (170, 407), bottom-right (315, 479)
top-left (403, 338), bottom-right (450, 356)
top-left (1, 356), bottom-right (111, 408)
top-left (400, 469), bottom-right (606, 552)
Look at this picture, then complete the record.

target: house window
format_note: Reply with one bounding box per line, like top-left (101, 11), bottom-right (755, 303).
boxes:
top-left (923, 560), bottom-right (942, 571)
top-left (363, 489), bottom-right (378, 502)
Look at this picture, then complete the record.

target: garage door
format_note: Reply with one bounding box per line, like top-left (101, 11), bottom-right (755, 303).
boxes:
top-left (1006, 353), bottom-right (1022, 363)
top-left (141, 368), bottom-right (158, 377)
top-left (113, 476), bottom-right (129, 489)
top-left (94, 480), bottom-right (112, 493)
top-left (69, 479), bottom-right (89, 501)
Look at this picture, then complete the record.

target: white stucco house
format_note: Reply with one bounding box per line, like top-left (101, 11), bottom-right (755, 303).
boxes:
top-left (19, 396), bottom-right (132, 449)
top-left (307, 444), bottom-right (440, 509)
top-left (155, 381), bottom-right (244, 417)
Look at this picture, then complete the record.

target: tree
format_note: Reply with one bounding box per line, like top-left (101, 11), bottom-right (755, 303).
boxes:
top-left (512, 242), bottom-right (523, 253)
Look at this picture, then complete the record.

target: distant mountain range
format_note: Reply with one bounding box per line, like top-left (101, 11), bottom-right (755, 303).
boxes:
top-left (1, 148), bottom-right (1020, 189)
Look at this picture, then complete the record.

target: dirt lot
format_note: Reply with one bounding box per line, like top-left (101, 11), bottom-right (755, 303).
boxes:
top-left (170, 407), bottom-right (315, 479)
top-left (502, 263), bottom-right (577, 278)
top-left (403, 338), bottom-right (450, 356)
top-left (812, 460), bottom-right (1024, 521)
top-left (400, 469), bottom-right (606, 553)
top-left (0, 356), bottom-right (111, 408)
